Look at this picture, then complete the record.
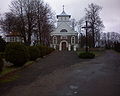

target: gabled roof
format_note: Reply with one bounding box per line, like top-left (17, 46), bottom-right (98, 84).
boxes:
top-left (51, 22), bottom-right (78, 36)
top-left (6, 32), bottom-right (21, 37)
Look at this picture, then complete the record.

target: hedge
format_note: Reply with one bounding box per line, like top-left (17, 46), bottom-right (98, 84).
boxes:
top-left (28, 46), bottom-right (40, 61)
top-left (0, 52), bottom-right (5, 58)
top-left (4, 43), bottom-right (54, 67)
top-left (5, 42), bottom-right (29, 67)
top-left (0, 36), bottom-right (6, 52)
top-left (0, 55), bottom-right (4, 73)
top-left (37, 45), bottom-right (54, 57)
top-left (114, 42), bottom-right (120, 52)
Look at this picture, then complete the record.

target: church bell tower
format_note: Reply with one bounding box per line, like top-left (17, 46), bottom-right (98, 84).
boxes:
top-left (57, 5), bottom-right (71, 26)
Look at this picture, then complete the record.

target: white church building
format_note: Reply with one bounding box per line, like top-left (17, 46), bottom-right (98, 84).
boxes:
top-left (50, 7), bottom-right (78, 51)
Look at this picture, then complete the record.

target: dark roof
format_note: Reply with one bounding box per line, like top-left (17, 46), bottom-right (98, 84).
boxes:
top-left (57, 10), bottom-right (71, 18)
top-left (6, 32), bottom-right (21, 37)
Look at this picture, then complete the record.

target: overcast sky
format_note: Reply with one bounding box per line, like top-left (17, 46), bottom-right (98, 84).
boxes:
top-left (0, 0), bottom-right (120, 33)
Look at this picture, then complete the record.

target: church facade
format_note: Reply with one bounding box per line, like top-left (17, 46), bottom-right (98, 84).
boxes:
top-left (50, 8), bottom-right (78, 51)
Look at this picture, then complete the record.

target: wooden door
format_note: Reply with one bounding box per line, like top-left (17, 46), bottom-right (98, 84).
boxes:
top-left (62, 42), bottom-right (67, 50)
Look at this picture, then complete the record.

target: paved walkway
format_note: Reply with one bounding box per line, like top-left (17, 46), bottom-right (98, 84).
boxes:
top-left (0, 50), bottom-right (120, 96)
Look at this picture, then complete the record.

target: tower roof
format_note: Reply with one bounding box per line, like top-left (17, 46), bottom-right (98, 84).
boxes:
top-left (57, 5), bottom-right (71, 18)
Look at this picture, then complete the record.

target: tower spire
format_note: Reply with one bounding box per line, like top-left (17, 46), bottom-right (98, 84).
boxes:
top-left (63, 5), bottom-right (64, 11)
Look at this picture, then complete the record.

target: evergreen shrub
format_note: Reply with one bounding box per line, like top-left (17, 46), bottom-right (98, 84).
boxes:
top-left (114, 42), bottom-right (120, 52)
top-left (37, 45), bottom-right (54, 57)
top-left (5, 42), bottom-right (29, 66)
top-left (0, 52), bottom-right (5, 58)
top-left (28, 46), bottom-right (40, 60)
top-left (0, 55), bottom-right (4, 73)
top-left (0, 36), bottom-right (6, 52)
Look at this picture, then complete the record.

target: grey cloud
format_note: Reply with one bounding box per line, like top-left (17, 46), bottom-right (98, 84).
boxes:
top-left (0, 0), bottom-right (120, 32)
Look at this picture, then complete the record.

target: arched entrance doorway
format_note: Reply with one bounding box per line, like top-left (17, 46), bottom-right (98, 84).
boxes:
top-left (59, 40), bottom-right (68, 51)
top-left (62, 42), bottom-right (67, 50)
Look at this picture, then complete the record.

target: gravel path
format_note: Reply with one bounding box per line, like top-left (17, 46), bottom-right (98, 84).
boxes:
top-left (0, 50), bottom-right (120, 96)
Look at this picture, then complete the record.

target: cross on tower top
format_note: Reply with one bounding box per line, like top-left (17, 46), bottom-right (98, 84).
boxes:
top-left (63, 5), bottom-right (64, 11)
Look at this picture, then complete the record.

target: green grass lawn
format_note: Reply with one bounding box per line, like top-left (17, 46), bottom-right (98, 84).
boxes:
top-left (0, 66), bottom-right (20, 83)
top-left (0, 61), bottom-right (34, 83)
top-left (1, 61), bottom-right (34, 75)
top-left (1, 67), bottom-right (15, 76)
top-left (0, 75), bottom-right (20, 83)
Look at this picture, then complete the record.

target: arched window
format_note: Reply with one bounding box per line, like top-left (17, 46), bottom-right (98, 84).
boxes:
top-left (60, 29), bottom-right (68, 32)
top-left (71, 36), bottom-right (75, 44)
top-left (53, 36), bottom-right (57, 44)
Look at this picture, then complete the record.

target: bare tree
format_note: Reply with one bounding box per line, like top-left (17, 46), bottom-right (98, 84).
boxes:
top-left (1, 0), bottom-right (54, 46)
top-left (0, 12), bottom-right (17, 33)
top-left (33, 1), bottom-right (54, 46)
top-left (100, 32), bottom-right (120, 48)
top-left (71, 18), bottom-right (77, 31)
top-left (85, 3), bottom-right (104, 48)
top-left (77, 17), bottom-right (85, 48)
top-left (10, 0), bottom-right (38, 45)
top-left (77, 17), bottom-right (85, 34)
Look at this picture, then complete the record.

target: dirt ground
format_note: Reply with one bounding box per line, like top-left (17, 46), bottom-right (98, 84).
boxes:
top-left (0, 50), bottom-right (120, 96)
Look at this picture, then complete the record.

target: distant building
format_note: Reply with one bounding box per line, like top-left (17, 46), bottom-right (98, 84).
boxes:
top-left (50, 7), bottom-right (78, 51)
top-left (5, 32), bottom-right (23, 43)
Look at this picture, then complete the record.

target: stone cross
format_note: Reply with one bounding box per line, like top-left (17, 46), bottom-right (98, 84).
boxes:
top-left (82, 21), bottom-right (92, 52)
